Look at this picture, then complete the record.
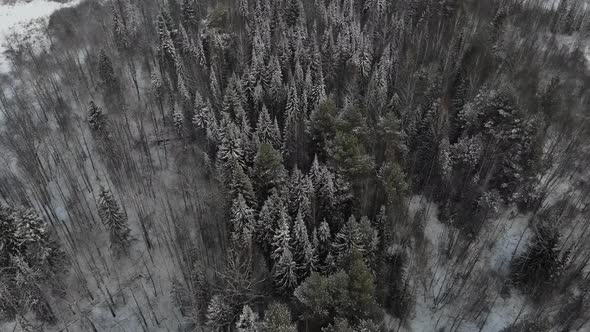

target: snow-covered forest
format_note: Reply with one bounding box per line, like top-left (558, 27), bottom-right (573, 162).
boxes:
top-left (0, 0), bottom-right (590, 331)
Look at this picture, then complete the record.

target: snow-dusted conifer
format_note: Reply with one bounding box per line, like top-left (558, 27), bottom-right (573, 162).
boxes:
top-left (97, 186), bottom-right (132, 257)
top-left (291, 210), bottom-right (314, 279)
top-left (173, 109), bottom-right (184, 137)
top-left (271, 207), bottom-right (291, 262)
top-left (236, 305), bottom-right (259, 332)
top-left (229, 194), bottom-right (256, 245)
top-left (88, 101), bottom-right (105, 132)
top-left (272, 247), bottom-right (298, 293)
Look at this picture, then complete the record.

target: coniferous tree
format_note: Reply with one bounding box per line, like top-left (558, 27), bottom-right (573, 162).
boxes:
top-left (271, 208), bottom-right (291, 263)
top-left (272, 246), bottom-right (298, 293)
top-left (253, 143), bottom-right (287, 203)
top-left (236, 305), bottom-right (260, 332)
top-left (88, 100), bottom-right (105, 132)
top-left (229, 194), bottom-right (256, 246)
top-left (262, 303), bottom-right (297, 332)
top-left (97, 185), bottom-right (132, 257)
top-left (291, 210), bottom-right (314, 280)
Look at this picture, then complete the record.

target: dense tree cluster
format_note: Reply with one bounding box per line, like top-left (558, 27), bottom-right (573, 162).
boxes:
top-left (0, 203), bottom-right (66, 324)
top-left (1, 0), bottom-right (590, 329)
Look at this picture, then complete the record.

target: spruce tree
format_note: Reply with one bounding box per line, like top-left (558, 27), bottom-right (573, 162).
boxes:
top-left (88, 100), bottom-right (105, 132)
top-left (272, 247), bottom-right (298, 293)
top-left (229, 194), bottom-right (256, 246)
top-left (97, 185), bottom-right (132, 257)
top-left (291, 210), bottom-right (314, 279)
top-left (262, 303), bottom-right (297, 332)
top-left (236, 305), bottom-right (259, 332)
top-left (271, 208), bottom-right (291, 263)
top-left (332, 216), bottom-right (362, 262)
top-left (253, 143), bottom-right (287, 203)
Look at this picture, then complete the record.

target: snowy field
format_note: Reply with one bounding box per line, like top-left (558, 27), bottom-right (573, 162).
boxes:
top-left (0, 0), bottom-right (79, 72)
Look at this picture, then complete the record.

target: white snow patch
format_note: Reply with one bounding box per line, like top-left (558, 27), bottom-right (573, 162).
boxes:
top-left (0, 0), bottom-right (80, 72)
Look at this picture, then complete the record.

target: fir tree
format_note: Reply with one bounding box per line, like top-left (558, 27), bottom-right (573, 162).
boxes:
top-left (88, 101), bottom-right (105, 132)
top-left (291, 210), bottom-right (314, 279)
top-left (97, 185), bottom-right (132, 257)
top-left (271, 208), bottom-right (291, 263)
top-left (256, 106), bottom-right (282, 150)
top-left (98, 49), bottom-right (120, 95)
top-left (173, 109), bottom-right (184, 137)
top-left (236, 305), bottom-right (260, 332)
top-left (206, 294), bottom-right (232, 328)
top-left (253, 143), bottom-right (287, 203)
top-left (181, 0), bottom-right (198, 30)
top-left (332, 215), bottom-right (362, 262)
top-left (272, 247), bottom-right (298, 293)
top-left (262, 303), bottom-right (297, 332)
top-left (229, 194), bottom-right (256, 246)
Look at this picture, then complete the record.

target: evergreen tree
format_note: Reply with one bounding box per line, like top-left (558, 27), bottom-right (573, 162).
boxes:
top-left (262, 303), bottom-right (297, 332)
top-left (228, 162), bottom-right (257, 207)
top-left (229, 194), bottom-right (256, 246)
top-left (98, 49), bottom-right (120, 97)
top-left (271, 208), bottom-right (291, 263)
top-left (511, 224), bottom-right (567, 297)
top-left (206, 294), bottom-right (232, 328)
top-left (272, 246), bottom-right (298, 293)
top-left (88, 100), bottom-right (105, 132)
top-left (291, 210), bottom-right (314, 279)
top-left (253, 143), bottom-right (287, 203)
top-left (256, 106), bottom-right (282, 150)
top-left (332, 215), bottom-right (362, 263)
top-left (256, 191), bottom-right (282, 252)
top-left (181, 0), bottom-right (198, 30)
top-left (236, 305), bottom-right (260, 332)
top-left (97, 186), bottom-right (132, 257)
top-left (173, 109), bottom-right (184, 137)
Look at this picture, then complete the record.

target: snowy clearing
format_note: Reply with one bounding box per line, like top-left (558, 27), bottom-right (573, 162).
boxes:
top-left (0, 0), bottom-right (79, 72)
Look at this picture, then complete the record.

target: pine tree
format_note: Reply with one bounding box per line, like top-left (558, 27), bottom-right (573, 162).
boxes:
top-left (262, 303), bottom-right (297, 332)
top-left (229, 194), bottom-right (256, 246)
top-left (228, 162), bottom-right (257, 207)
top-left (255, 191), bottom-right (282, 252)
top-left (272, 246), bottom-right (298, 293)
top-left (206, 294), bottom-right (232, 328)
top-left (271, 208), bottom-right (291, 263)
top-left (332, 215), bottom-right (362, 262)
top-left (253, 143), bottom-right (287, 203)
top-left (88, 100), bottom-right (105, 132)
top-left (98, 49), bottom-right (119, 94)
top-left (97, 185), bottom-right (132, 257)
top-left (181, 0), bottom-right (198, 30)
top-left (236, 305), bottom-right (259, 332)
top-left (511, 224), bottom-right (567, 297)
top-left (283, 83), bottom-right (303, 164)
top-left (256, 106), bottom-right (282, 149)
top-left (192, 91), bottom-right (210, 129)
top-left (291, 210), bottom-right (314, 279)
top-left (315, 166), bottom-right (336, 224)
top-left (112, 8), bottom-right (129, 53)
top-left (173, 109), bottom-right (184, 137)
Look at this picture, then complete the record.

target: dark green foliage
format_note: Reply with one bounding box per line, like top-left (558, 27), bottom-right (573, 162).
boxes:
top-left (294, 250), bottom-right (376, 327)
top-left (262, 302), bottom-right (297, 332)
top-left (510, 224), bottom-right (567, 298)
top-left (253, 143), bottom-right (287, 203)
top-left (309, 99), bottom-right (337, 160)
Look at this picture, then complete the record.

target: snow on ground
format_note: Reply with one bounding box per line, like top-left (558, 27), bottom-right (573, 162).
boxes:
top-left (404, 196), bottom-right (535, 332)
top-left (0, 0), bottom-right (79, 72)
